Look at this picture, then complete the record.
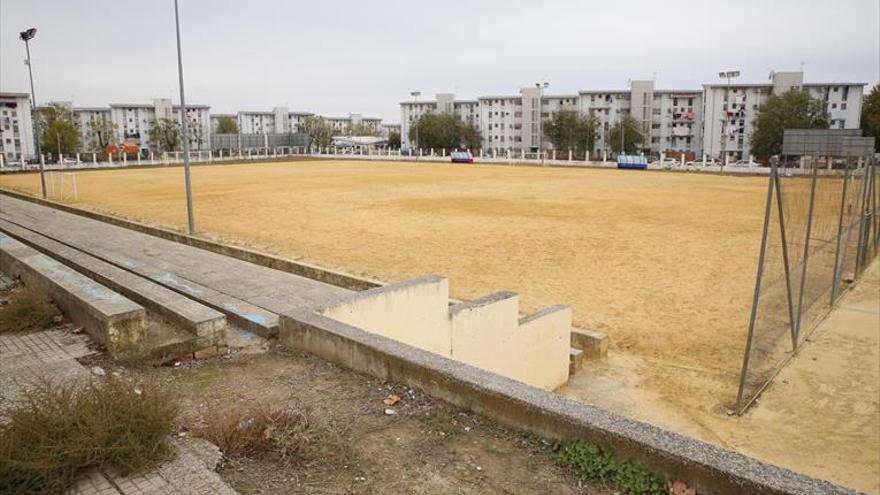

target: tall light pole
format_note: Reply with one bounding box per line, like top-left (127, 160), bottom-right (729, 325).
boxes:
top-left (410, 91), bottom-right (420, 152)
top-left (718, 70), bottom-right (740, 173)
top-left (174, 0), bottom-right (195, 234)
top-left (535, 81), bottom-right (548, 164)
top-left (20, 28), bottom-right (46, 198)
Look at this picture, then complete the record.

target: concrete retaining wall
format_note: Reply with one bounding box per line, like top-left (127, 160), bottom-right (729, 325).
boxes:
top-left (320, 276), bottom-right (571, 390)
top-left (278, 308), bottom-right (857, 495)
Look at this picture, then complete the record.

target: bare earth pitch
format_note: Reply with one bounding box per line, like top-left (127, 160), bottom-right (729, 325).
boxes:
top-left (2, 160), bottom-right (877, 493)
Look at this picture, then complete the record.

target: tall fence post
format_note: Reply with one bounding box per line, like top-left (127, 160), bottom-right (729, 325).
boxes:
top-left (736, 161), bottom-right (778, 409)
top-left (793, 166), bottom-right (819, 342)
top-left (773, 170), bottom-right (798, 350)
top-left (830, 167), bottom-right (852, 304)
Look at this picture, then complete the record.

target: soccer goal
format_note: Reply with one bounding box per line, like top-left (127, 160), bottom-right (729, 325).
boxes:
top-left (45, 171), bottom-right (78, 201)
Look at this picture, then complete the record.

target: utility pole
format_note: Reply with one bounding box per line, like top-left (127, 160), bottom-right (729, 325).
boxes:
top-left (174, 0), bottom-right (195, 234)
top-left (20, 28), bottom-right (46, 198)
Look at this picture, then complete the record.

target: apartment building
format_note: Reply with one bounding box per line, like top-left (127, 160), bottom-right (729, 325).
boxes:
top-left (0, 92), bottom-right (35, 163)
top-left (73, 107), bottom-right (112, 151)
top-left (400, 93), bottom-right (481, 149)
top-left (380, 123), bottom-right (401, 137)
top-left (102, 99), bottom-right (211, 152)
top-left (702, 72), bottom-right (865, 161)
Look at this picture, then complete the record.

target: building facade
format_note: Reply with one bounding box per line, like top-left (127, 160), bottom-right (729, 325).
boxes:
top-left (400, 72), bottom-right (865, 159)
top-left (0, 92), bottom-right (36, 163)
top-left (702, 72), bottom-right (865, 161)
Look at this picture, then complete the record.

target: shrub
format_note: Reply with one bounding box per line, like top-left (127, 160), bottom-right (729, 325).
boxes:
top-left (0, 288), bottom-right (61, 334)
top-left (195, 405), bottom-right (310, 460)
top-left (0, 376), bottom-right (178, 495)
top-left (554, 440), bottom-right (666, 495)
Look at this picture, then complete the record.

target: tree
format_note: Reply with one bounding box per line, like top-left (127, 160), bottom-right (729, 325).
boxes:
top-left (301, 115), bottom-right (334, 148)
top-left (750, 89), bottom-right (829, 160)
top-left (409, 112), bottom-right (482, 150)
top-left (607, 114), bottom-right (643, 154)
top-left (215, 115), bottom-right (238, 134)
top-left (861, 85), bottom-right (880, 152)
top-left (86, 116), bottom-right (116, 151)
top-left (349, 123), bottom-right (380, 137)
top-left (187, 121), bottom-right (206, 150)
top-left (386, 130), bottom-right (401, 149)
top-left (37, 103), bottom-right (80, 156)
top-left (149, 118), bottom-right (181, 152)
top-left (543, 110), bottom-right (599, 159)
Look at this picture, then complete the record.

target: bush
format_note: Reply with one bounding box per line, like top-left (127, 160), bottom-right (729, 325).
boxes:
top-left (554, 440), bottom-right (666, 495)
top-left (195, 405), bottom-right (310, 460)
top-left (0, 377), bottom-right (178, 495)
top-left (0, 288), bottom-right (61, 334)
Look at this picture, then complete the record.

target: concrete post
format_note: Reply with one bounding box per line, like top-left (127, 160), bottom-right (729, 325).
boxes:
top-left (137, 152), bottom-right (141, 165)
top-left (108, 153), bottom-right (113, 165)
top-left (419, 148), bottom-right (423, 157)
top-left (702, 153), bottom-right (706, 166)
top-left (603, 150), bottom-right (607, 163)
top-left (493, 148), bottom-right (497, 158)
top-left (123, 152), bottom-right (127, 164)
top-left (681, 156), bottom-right (685, 167)
top-left (552, 149), bottom-right (556, 161)
top-left (150, 152), bottom-right (155, 163)
top-left (568, 149), bottom-right (572, 161)
top-left (660, 152), bottom-right (665, 165)
top-left (0, 154), bottom-right (4, 169)
top-left (75, 153), bottom-right (80, 164)
top-left (93, 153), bottom-right (97, 165)
top-left (41, 154), bottom-right (45, 167)
top-left (521, 149), bottom-right (525, 160)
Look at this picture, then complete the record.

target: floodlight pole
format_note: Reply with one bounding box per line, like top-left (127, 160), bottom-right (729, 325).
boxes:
top-left (20, 29), bottom-right (45, 198)
top-left (174, 0), bottom-right (195, 235)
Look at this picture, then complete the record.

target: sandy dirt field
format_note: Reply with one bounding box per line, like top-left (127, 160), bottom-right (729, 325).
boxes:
top-left (2, 160), bottom-right (877, 492)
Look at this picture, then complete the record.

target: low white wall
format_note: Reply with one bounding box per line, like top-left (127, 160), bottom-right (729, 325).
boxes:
top-left (319, 276), bottom-right (572, 390)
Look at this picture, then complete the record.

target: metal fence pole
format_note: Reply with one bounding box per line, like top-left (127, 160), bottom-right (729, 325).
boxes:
top-left (855, 161), bottom-right (873, 275)
top-left (773, 170), bottom-right (798, 349)
top-left (736, 162), bottom-right (777, 408)
top-left (794, 166), bottom-right (819, 342)
top-left (830, 167), bottom-right (851, 304)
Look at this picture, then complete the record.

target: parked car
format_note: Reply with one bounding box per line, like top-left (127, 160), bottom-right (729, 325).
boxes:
top-left (62, 158), bottom-right (78, 164)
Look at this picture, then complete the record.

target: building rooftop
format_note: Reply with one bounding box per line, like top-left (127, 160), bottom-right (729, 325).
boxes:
top-left (0, 92), bottom-right (32, 99)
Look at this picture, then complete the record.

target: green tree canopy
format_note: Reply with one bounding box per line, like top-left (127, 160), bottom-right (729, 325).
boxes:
top-left (215, 116), bottom-right (238, 134)
top-left (38, 103), bottom-right (80, 156)
top-left (409, 112), bottom-right (482, 150)
top-left (543, 110), bottom-right (599, 159)
top-left (149, 118), bottom-right (181, 152)
top-left (386, 130), bottom-right (401, 149)
top-left (607, 114), bottom-right (643, 154)
top-left (301, 115), bottom-right (334, 148)
top-left (750, 89), bottom-right (829, 160)
top-left (861, 85), bottom-right (880, 152)
top-left (85, 116), bottom-right (116, 151)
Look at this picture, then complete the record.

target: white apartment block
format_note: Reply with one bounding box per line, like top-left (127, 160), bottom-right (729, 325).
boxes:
top-left (400, 72), bottom-right (865, 159)
top-left (103, 99), bottom-right (212, 152)
top-left (400, 93), bottom-right (480, 149)
top-left (0, 92), bottom-right (35, 163)
top-left (380, 123), bottom-right (401, 137)
top-left (73, 107), bottom-right (112, 151)
top-left (702, 72), bottom-right (865, 161)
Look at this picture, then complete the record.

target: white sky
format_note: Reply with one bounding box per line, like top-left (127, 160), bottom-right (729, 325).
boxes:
top-left (1, 0), bottom-right (878, 123)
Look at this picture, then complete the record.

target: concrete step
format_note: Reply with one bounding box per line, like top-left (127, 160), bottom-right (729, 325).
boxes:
top-left (0, 218), bottom-right (226, 339)
top-left (0, 233), bottom-right (146, 356)
top-left (569, 348), bottom-right (585, 375)
top-left (571, 327), bottom-right (608, 360)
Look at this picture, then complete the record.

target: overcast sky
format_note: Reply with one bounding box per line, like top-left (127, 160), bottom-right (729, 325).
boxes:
top-left (1, 0), bottom-right (878, 122)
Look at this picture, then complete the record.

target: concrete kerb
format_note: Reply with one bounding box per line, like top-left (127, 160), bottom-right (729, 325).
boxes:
top-left (278, 307), bottom-right (857, 495)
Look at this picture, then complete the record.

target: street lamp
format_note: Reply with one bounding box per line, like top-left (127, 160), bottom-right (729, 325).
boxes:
top-left (174, 0), bottom-right (195, 235)
top-left (410, 91), bottom-right (421, 152)
top-left (718, 70), bottom-right (740, 172)
top-left (20, 27), bottom-right (46, 198)
top-left (535, 81), bottom-right (548, 164)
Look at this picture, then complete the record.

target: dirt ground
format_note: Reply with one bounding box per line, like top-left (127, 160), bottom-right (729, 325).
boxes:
top-left (2, 160), bottom-right (877, 492)
top-left (91, 343), bottom-right (607, 495)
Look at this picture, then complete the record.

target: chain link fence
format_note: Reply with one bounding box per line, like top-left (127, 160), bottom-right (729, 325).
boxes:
top-left (736, 153), bottom-right (878, 413)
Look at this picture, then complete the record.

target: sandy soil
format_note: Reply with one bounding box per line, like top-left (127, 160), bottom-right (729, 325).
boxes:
top-left (2, 160), bottom-right (877, 492)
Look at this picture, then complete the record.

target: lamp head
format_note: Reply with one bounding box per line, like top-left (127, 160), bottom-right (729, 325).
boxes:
top-left (19, 28), bottom-right (37, 41)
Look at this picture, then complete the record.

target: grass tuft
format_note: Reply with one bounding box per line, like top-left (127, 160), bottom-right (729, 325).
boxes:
top-left (0, 376), bottom-right (178, 495)
top-left (195, 405), bottom-right (310, 460)
top-left (554, 439), bottom-right (666, 495)
top-left (0, 288), bottom-right (61, 334)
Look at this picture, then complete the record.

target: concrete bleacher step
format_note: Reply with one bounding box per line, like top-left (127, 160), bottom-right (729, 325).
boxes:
top-left (0, 218), bottom-right (226, 339)
top-left (0, 218), bottom-right (278, 338)
top-left (0, 233), bottom-right (146, 356)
